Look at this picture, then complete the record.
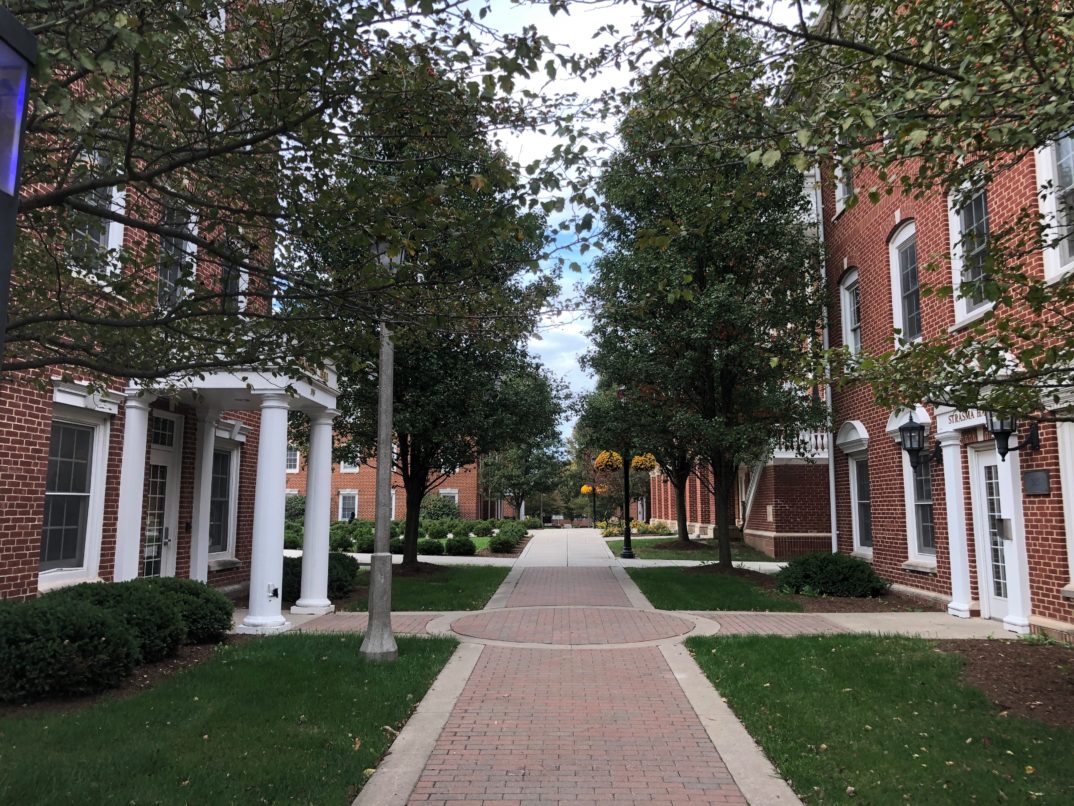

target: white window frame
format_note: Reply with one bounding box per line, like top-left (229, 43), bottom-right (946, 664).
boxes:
top-left (157, 204), bottom-right (198, 309)
top-left (391, 488), bottom-right (397, 520)
top-left (839, 268), bottom-right (862, 355)
top-left (948, 188), bottom-right (994, 324)
top-left (338, 490), bottom-right (358, 521)
top-left (67, 152), bottom-right (126, 278)
top-left (286, 446), bottom-right (300, 473)
top-left (898, 451), bottom-right (937, 566)
top-left (438, 488), bottom-right (460, 506)
top-left (889, 221), bottom-right (922, 346)
top-left (38, 406), bottom-right (110, 592)
top-left (339, 459), bottom-right (360, 474)
top-left (1056, 422), bottom-right (1074, 596)
top-left (1036, 134), bottom-right (1074, 282)
top-left (848, 453), bottom-right (873, 557)
top-left (208, 441), bottom-right (241, 558)
top-left (834, 161), bottom-right (854, 216)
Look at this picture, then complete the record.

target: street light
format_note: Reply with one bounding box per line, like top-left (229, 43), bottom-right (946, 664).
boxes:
top-left (615, 386), bottom-right (635, 560)
top-left (897, 414), bottom-right (942, 470)
top-left (360, 242), bottom-right (403, 662)
top-left (0, 8), bottom-right (36, 364)
top-left (985, 412), bottom-right (1041, 462)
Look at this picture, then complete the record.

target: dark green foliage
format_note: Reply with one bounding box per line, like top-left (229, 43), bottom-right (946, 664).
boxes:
top-left (48, 581), bottom-right (185, 663)
top-left (471, 520), bottom-right (493, 537)
top-left (0, 597), bottom-right (138, 702)
top-left (389, 537), bottom-right (405, 554)
top-left (284, 519), bottom-right (304, 550)
top-left (497, 520), bottom-right (527, 545)
top-left (776, 552), bottom-right (891, 598)
top-left (420, 494), bottom-right (460, 520)
top-left (354, 532), bottom-right (375, 553)
top-left (442, 518), bottom-right (464, 537)
top-left (424, 521), bottom-right (450, 540)
top-left (487, 534), bottom-right (515, 553)
top-left (134, 577), bottom-right (234, 644)
top-left (328, 520), bottom-right (355, 552)
top-left (522, 516), bottom-right (542, 530)
top-left (418, 538), bottom-right (445, 556)
top-left (390, 520), bottom-right (403, 538)
top-left (457, 520), bottom-right (479, 536)
top-left (284, 495), bottom-right (306, 520)
top-left (282, 556), bottom-right (302, 603)
top-left (444, 536), bottom-right (476, 556)
top-left (327, 553), bottom-right (359, 600)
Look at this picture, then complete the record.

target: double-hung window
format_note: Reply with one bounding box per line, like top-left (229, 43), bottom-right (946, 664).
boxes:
top-left (158, 205), bottom-right (195, 308)
top-left (1037, 132), bottom-right (1074, 279)
top-left (949, 189), bottom-right (991, 321)
top-left (67, 153), bottom-right (125, 275)
top-left (834, 161), bottom-right (855, 215)
top-left (840, 269), bottom-right (862, 355)
top-left (339, 491), bottom-right (357, 521)
top-left (912, 461), bottom-right (936, 556)
top-left (286, 446), bottom-right (300, 473)
top-left (208, 447), bottom-right (239, 555)
top-left (889, 222), bottom-right (922, 343)
top-left (850, 456), bottom-right (873, 553)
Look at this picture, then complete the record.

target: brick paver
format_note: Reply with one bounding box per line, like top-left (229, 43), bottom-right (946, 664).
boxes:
top-left (451, 607), bottom-right (693, 645)
top-left (506, 567), bottom-right (631, 608)
top-left (301, 612), bottom-right (435, 635)
top-left (409, 646), bottom-right (747, 806)
top-left (690, 611), bottom-right (846, 636)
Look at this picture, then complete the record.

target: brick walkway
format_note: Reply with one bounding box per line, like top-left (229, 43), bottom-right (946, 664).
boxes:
top-left (506, 567), bottom-right (631, 608)
top-left (451, 607), bottom-right (693, 645)
top-left (408, 646), bottom-right (747, 806)
top-left (690, 612), bottom-right (847, 636)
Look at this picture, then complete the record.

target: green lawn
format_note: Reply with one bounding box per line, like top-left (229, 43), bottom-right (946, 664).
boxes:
top-left (607, 538), bottom-right (772, 563)
top-left (687, 634), bottom-right (1074, 803)
top-left (344, 565), bottom-right (510, 611)
top-left (0, 634), bottom-right (456, 805)
top-left (627, 567), bottom-right (802, 611)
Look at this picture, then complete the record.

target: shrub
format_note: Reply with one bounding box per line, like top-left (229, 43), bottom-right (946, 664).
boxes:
top-left (390, 520), bottom-right (403, 538)
top-left (487, 534), bottom-right (515, 553)
top-left (354, 532), bottom-right (375, 553)
top-left (389, 537), bottom-right (405, 554)
top-left (776, 552), bottom-right (891, 598)
top-left (445, 536), bottom-right (476, 556)
top-left (442, 518), bottom-right (464, 537)
top-left (329, 520), bottom-right (356, 552)
top-left (282, 556), bottom-right (302, 602)
top-left (48, 581), bottom-right (185, 663)
top-left (284, 494), bottom-right (306, 520)
top-left (420, 494), bottom-right (460, 520)
top-left (284, 519), bottom-right (304, 550)
top-left (522, 516), bottom-right (542, 530)
top-left (327, 552), bottom-right (360, 599)
top-left (457, 520), bottom-right (479, 537)
top-left (498, 520), bottom-right (527, 545)
top-left (425, 520), bottom-right (450, 540)
top-left (471, 520), bottom-right (493, 537)
top-left (0, 597), bottom-right (138, 702)
top-left (418, 537), bottom-right (445, 556)
top-left (135, 577), bottom-right (233, 644)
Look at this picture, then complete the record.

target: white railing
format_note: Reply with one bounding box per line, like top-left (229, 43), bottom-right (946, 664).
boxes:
top-left (772, 429), bottom-right (828, 460)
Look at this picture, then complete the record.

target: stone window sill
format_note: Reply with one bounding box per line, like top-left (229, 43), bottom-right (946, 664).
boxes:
top-left (1060, 583), bottom-right (1074, 601)
top-left (851, 549), bottom-right (874, 562)
top-left (901, 558), bottom-right (937, 574)
top-left (208, 557), bottom-right (241, 572)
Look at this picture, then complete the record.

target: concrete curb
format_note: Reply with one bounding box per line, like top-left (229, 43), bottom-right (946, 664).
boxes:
top-left (661, 642), bottom-right (803, 805)
top-left (352, 642), bottom-right (484, 806)
top-left (611, 564), bottom-right (655, 610)
top-left (483, 561), bottom-right (526, 609)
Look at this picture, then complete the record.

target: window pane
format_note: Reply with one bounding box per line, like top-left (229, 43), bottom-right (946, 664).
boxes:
top-left (286, 447), bottom-right (299, 471)
top-left (959, 191), bottom-right (989, 308)
top-left (899, 236), bottom-right (922, 340)
top-left (41, 422), bottom-right (94, 570)
top-left (854, 459), bottom-right (872, 548)
top-left (158, 206), bottom-right (193, 309)
top-left (209, 449), bottom-right (232, 553)
top-left (221, 259), bottom-right (241, 314)
top-left (340, 494), bottom-right (356, 520)
top-left (913, 462), bottom-right (935, 554)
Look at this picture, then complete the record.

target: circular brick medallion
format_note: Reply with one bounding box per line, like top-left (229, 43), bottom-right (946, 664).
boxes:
top-left (450, 607), bottom-right (694, 645)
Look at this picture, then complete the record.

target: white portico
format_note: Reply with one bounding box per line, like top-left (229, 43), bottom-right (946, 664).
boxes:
top-left (113, 367), bottom-right (339, 634)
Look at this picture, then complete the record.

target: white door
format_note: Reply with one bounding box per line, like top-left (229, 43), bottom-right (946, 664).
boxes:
top-left (144, 414), bottom-right (183, 578)
top-left (969, 446), bottom-right (1009, 620)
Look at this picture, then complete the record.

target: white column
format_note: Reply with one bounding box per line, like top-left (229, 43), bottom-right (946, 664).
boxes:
top-left (293, 408), bottom-right (337, 615)
top-left (189, 409), bottom-right (218, 583)
top-left (239, 393), bottom-right (291, 633)
top-left (114, 393), bottom-right (153, 581)
top-left (938, 431), bottom-right (972, 618)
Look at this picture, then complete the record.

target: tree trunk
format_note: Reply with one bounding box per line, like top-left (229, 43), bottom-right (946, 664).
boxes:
top-left (714, 458), bottom-right (735, 568)
top-left (402, 478), bottom-right (424, 568)
top-left (673, 479), bottom-right (690, 543)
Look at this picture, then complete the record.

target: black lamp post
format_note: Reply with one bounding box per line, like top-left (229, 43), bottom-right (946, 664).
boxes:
top-left (0, 8), bottom-right (36, 364)
top-left (897, 413), bottom-right (942, 470)
top-left (985, 412), bottom-right (1041, 462)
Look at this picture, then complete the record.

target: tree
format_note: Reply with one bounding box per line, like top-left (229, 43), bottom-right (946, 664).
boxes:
top-left (5, 0), bottom-right (565, 384)
top-left (589, 23), bottom-right (828, 567)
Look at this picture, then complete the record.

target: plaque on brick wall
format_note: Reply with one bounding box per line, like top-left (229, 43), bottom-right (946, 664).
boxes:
top-left (1023, 470), bottom-right (1050, 496)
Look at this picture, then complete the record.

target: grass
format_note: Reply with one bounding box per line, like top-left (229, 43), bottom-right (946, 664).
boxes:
top-left (343, 565), bottom-right (510, 611)
top-left (607, 538), bottom-right (772, 563)
top-left (627, 567), bottom-right (803, 611)
top-left (687, 634), bottom-right (1074, 803)
top-left (0, 633), bottom-right (456, 805)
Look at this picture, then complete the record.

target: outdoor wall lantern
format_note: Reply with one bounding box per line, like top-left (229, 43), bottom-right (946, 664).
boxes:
top-left (0, 8), bottom-right (36, 363)
top-left (985, 412), bottom-right (1041, 462)
top-left (898, 414), bottom-right (942, 470)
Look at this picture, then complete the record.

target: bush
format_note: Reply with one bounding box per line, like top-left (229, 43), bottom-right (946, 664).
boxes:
top-left (487, 534), bottom-right (516, 553)
top-left (420, 494), bottom-right (460, 520)
top-left (327, 552), bottom-right (360, 599)
top-left (776, 552), bottom-right (891, 598)
top-left (389, 537), bottom-right (405, 554)
top-left (442, 518), bottom-right (464, 537)
top-left (135, 577), bottom-right (233, 644)
top-left (445, 536), bottom-right (476, 556)
top-left (48, 581), bottom-right (185, 663)
top-left (0, 597), bottom-right (138, 702)
top-left (354, 532), bottom-right (375, 553)
top-left (329, 520), bottom-right (356, 552)
top-left (425, 520), bottom-right (450, 540)
top-left (457, 520), bottom-right (479, 537)
top-left (390, 520), bottom-right (403, 538)
top-left (283, 553), bottom-right (359, 602)
top-left (498, 520), bottom-right (527, 545)
top-left (471, 520), bottom-right (493, 537)
top-left (284, 494), bottom-right (306, 520)
top-left (522, 516), bottom-right (542, 530)
top-left (284, 519), bottom-right (304, 550)
top-left (418, 538), bottom-right (445, 556)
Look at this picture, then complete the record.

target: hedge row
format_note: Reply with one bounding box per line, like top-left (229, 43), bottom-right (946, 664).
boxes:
top-left (0, 578), bottom-right (234, 703)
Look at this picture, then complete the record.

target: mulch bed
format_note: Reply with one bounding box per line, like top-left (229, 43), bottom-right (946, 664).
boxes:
top-left (476, 533), bottom-right (532, 558)
top-left (935, 639), bottom-right (1074, 728)
top-left (0, 635), bottom-right (253, 719)
top-left (683, 564), bottom-right (946, 613)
